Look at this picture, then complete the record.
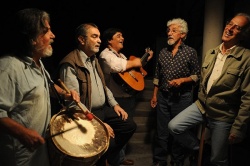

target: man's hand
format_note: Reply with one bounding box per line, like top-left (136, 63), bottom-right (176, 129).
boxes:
top-left (228, 133), bottom-right (243, 144)
top-left (151, 96), bottom-right (157, 108)
top-left (113, 104), bottom-right (128, 120)
top-left (147, 49), bottom-right (154, 62)
top-left (17, 127), bottom-right (45, 152)
top-left (64, 90), bottom-right (80, 103)
top-left (168, 78), bottom-right (184, 87)
top-left (0, 117), bottom-right (45, 152)
top-left (104, 123), bottom-right (115, 138)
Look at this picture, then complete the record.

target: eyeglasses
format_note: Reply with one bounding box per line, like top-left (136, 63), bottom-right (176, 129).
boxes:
top-left (226, 21), bottom-right (243, 32)
top-left (166, 28), bottom-right (181, 34)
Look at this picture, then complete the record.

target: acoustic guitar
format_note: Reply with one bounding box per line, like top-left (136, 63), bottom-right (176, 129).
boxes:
top-left (112, 48), bottom-right (151, 95)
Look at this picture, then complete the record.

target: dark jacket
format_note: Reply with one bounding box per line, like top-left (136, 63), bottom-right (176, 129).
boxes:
top-left (59, 49), bottom-right (108, 109)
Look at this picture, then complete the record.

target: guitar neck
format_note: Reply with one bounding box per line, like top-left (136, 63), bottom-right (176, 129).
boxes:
top-left (141, 47), bottom-right (150, 66)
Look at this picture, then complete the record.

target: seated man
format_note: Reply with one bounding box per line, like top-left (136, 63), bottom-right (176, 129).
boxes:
top-left (58, 23), bottom-right (137, 166)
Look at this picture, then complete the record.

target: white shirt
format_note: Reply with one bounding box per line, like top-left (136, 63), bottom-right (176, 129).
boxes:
top-left (207, 44), bottom-right (235, 93)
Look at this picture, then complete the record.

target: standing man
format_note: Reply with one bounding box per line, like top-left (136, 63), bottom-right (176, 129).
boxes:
top-left (99, 28), bottom-right (153, 165)
top-left (0, 8), bottom-right (79, 166)
top-left (151, 18), bottom-right (200, 166)
top-left (58, 23), bottom-right (137, 166)
top-left (168, 13), bottom-right (250, 166)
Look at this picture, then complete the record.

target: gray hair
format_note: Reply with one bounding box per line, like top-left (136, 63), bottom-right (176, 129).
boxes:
top-left (12, 8), bottom-right (50, 56)
top-left (167, 18), bottom-right (188, 40)
top-left (235, 13), bottom-right (250, 43)
top-left (75, 23), bottom-right (98, 45)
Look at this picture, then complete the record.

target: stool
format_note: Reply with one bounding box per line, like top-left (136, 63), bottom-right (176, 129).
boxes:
top-left (197, 122), bottom-right (206, 166)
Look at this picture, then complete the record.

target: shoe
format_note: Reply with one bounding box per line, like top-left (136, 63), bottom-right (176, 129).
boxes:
top-left (120, 159), bottom-right (134, 165)
top-left (152, 162), bottom-right (159, 166)
top-left (172, 162), bottom-right (184, 166)
top-left (189, 151), bottom-right (198, 166)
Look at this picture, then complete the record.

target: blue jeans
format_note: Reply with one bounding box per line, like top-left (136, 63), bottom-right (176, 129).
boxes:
top-left (153, 91), bottom-right (193, 165)
top-left (168, 103), bottom-right (232, 166)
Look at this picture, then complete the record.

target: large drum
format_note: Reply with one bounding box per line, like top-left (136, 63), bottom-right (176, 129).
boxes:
top-left (47, 107), bottom-right (109, 166)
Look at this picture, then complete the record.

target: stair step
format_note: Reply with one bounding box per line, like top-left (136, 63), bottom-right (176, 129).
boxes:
top-left (134, 101), bottom-right (155, 117)
top-left (126, 142), bottom-right (152, 153)
top-left (144, 78), bottom-right (154, 88)
top-left (133, 116), bottom-right (156, 124)
top-left (129, 131), bottom-right (155, 144)
top-left (136, 90), bottom-right (153, 101)
top-left (133, 121), bottom-right (156, 133)
top-left (130, 78), bottom-right (155, 145)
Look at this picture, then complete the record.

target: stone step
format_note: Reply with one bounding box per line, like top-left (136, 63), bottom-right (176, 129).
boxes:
top-left (129, 131), bottom-right (155, 144)
top-left (134, 101), bottom-right (154, 117)
top-left (135, 78), bottom-right (154, 101)
top-left (131, 78), bottom-right (154, 144)
top-left (136, 90), bottom-right (153, 102)
top-left (133, 117), bottom-right (156, 132)
top-left (133, 115), bottom-right (156, 124)
top-left (144, 78), bottom-right (154, 88)
top-left (125, 142), bottom-right (190, 166)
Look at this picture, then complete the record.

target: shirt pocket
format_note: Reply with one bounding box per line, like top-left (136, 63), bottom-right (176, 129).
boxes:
top-left (223, 68), bottom-right (242, 88)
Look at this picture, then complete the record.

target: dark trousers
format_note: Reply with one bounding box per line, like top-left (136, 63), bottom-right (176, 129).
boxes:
top-left (115, 96), bottom-right (136, 118)
top-left (92, 104), bottom-right (137, 166)
top-left (116, 96), bottom-right (136, 162)
top-left (153, 91), bottom-right (193, 165)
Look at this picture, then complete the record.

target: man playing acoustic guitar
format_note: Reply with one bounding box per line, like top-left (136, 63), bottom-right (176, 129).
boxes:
top-left (99, 27), bottom-right (153, 165)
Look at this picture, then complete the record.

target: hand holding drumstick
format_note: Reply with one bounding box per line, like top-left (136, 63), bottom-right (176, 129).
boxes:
top-left (58, 79), bottom-right (94, 120)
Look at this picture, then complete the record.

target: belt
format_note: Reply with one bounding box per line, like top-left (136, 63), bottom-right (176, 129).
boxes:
top-left (91, 104), bottom-right (106, 112)
top-left (161, 89), bottom-right (191, 94)
top-left (160, 90), bottom-right (191, 98)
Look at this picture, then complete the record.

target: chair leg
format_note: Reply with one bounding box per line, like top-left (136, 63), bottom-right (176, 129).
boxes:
top-left (197, 122), bottom-right (206, 166)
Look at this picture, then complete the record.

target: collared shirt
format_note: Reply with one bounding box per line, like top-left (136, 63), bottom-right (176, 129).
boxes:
top-left (0, 55), bottom-right (50, 166)
top-left (99, 48), bottom-right (127, 73)
top-left (85, 55), bottom-right (106, 109)
top-left (99, 48), bottom-right (131, 98)
top-left (60, 50), bottom-right (117, 110)
top-left (206, 44), bottom-right (235, 92)
top-left (153, 43), bottom-right (200, 92)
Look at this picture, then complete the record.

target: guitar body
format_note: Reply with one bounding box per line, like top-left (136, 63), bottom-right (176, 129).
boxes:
top-left (112, 55), bottom-right (147, 95)
top-left (112, 48), bottom-right (151, 95)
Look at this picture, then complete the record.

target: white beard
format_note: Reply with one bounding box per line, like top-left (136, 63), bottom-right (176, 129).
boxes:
top-left (43, 47), bottom-right (53, 57)
top-left (167, 39), bottom-right (175, 45)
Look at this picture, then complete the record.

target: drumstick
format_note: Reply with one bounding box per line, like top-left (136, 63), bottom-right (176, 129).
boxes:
top-left (58, 79), bottom-right (94, 120)
top-left (45, 125), bottom-right (80, 139)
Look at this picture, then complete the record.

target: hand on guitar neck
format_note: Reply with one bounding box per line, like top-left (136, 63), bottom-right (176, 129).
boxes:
top-left (143, 47), bottom-right (154, 64)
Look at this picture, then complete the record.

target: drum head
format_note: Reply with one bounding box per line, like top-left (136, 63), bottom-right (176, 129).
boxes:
top-left (49, 110), bottom-right (109, 158)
